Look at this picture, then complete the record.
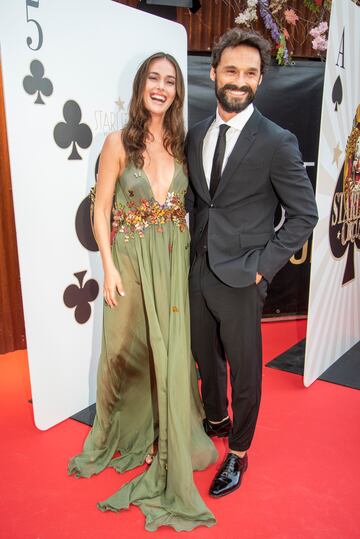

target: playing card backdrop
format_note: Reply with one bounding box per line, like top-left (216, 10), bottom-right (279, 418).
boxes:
top-left (304, 0), bottom-right (360, 387)
top-left (0, 0), bottom-right (187, 429)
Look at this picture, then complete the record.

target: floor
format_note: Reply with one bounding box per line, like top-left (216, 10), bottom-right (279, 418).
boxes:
top-left (1, 320), bottom-right (359, 539)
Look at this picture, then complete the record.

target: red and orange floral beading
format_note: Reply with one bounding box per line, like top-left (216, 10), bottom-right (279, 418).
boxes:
top-left (111, 192), bottom-right (187, 243)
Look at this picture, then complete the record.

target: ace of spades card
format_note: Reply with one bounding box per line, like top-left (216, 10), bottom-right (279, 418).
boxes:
top-left (305, 0), bottom-right (360, 387)
top-left (0, 0), bottom-right (187, 429)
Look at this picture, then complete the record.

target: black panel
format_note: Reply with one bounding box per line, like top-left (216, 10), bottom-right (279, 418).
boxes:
top-left (266, 339), bottom-right (360, 390)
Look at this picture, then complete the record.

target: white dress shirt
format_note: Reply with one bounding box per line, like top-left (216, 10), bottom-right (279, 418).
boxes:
top-left (202, 104), bottom-right (254, 188)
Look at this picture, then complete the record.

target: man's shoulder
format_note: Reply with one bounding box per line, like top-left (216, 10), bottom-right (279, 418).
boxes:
top-left (257, 111), bottom-right (290, 139)
top-left (187, 115), bottom-right (214, 140)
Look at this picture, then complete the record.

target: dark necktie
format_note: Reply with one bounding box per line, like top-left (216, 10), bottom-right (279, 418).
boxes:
top-left (209, 124), bottom-right (230, 198)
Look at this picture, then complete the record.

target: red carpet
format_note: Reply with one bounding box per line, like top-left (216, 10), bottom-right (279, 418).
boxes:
top-left (1, 321), bottom-right (360, 539)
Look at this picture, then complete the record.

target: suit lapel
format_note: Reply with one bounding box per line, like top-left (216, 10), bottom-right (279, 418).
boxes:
top-left (192, 116), bottom-right (214, 203)
top-left (213, 108), bottom-right (263, 201)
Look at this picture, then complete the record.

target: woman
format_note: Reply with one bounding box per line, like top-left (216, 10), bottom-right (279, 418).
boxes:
top-left (68, 52), bottom-right (217, 531)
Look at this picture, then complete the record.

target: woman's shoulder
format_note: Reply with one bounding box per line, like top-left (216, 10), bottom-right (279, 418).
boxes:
top-left (103, 130), bottom-right (123, 151)
top-left (101, 130), bottom-right (126, 164)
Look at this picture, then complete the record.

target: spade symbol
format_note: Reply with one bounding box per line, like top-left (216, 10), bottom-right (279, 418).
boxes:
top-left (329, 164), bottom-right (360, 284)
top-left (332, 76), bottom-right (343, 112)
top-left (63, 271), bottom-right (99, 324)
top-left (54, 100), bottom-right (92, 159)
top-left (23, 60), bottom-right (53, 104)
top-left (75, 154), bottom-right (100, 252)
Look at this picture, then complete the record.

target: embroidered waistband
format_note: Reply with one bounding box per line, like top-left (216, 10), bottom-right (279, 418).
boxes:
top-left (112, 192), bottom-right (186, 242)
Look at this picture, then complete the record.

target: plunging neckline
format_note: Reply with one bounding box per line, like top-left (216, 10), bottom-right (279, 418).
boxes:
top-left (142, 159), bottom-right (177, 206)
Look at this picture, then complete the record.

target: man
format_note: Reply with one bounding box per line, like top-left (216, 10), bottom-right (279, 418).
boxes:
top-left (186, 28), bottom-right (318, 498)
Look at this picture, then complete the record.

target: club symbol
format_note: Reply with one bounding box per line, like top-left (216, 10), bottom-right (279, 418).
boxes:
top-left (332, 76), bottom-right (343, 112)
top-left (23, 60), bottom-right (53, 104)
top-left (54, 100), bottom-right (92, 159)
top-left (75, 155), bottom-right (100, 252)
top-left (63, 271), bottom-right (99, 324)
top-left (75, 197), bottom-right (98, 252)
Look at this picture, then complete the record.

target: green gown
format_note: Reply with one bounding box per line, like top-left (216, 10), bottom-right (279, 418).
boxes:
top-left (68, 160), bottom-right (218, 532)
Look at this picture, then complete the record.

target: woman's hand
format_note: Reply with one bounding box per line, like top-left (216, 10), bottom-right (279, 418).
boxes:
top-left (103, 266), bottom-right (125, 307)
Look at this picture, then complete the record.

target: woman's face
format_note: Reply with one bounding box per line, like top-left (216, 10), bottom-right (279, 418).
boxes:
top-left (143, 58), bottom-right (177, 117)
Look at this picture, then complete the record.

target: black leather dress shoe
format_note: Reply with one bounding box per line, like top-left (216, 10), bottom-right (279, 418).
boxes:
top-left (209, 453), bottom-right (248, 498)
top-left (203, 417), bottom-right (232, 438)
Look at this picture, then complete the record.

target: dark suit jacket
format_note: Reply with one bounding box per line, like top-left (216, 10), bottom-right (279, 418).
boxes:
top-left (186, 107), bottom-right (318, 287)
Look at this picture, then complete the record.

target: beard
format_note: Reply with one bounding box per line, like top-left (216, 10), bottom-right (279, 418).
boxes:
top-left (215, 81), bottom-right (255, 113)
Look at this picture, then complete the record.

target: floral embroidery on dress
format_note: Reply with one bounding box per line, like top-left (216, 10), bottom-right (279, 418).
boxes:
top-left (112, 192), bottom-right (186, 242)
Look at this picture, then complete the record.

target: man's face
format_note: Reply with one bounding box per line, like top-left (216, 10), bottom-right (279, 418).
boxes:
top-left (211, 45), bottom-right (262, 116)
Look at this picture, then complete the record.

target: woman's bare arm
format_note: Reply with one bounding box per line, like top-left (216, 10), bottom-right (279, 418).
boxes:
top-left (94, 131), bottom-right (125, 306)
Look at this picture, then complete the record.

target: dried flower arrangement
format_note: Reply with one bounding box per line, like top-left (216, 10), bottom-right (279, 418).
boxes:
top-left (220, 0), bottom-right (333, 65)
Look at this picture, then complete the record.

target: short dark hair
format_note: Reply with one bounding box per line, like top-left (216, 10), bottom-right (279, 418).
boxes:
top-left (211, 28), bottom-right (271, 74)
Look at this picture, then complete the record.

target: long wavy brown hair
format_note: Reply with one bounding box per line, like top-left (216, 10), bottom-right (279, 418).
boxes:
top-left (122, 52), bottom-right (185, 168)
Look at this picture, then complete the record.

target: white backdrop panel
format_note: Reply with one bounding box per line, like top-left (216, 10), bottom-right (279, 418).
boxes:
top-left (305, 0), bottom-right (360, 386)
top-left (0, 0), bottom-right (187, 429)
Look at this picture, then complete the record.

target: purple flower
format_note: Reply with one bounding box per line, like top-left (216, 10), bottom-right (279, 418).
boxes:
top-left (258, 0), bottom-right (290, 64)
top-left (259, 0), bottom-right (280, 42)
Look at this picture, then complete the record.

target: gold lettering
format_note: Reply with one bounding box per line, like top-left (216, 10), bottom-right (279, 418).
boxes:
top-left (341, 222), bottom-right (347, 245)
top-left (332, 194), bottom-right (339, 225)
top-left (339, 192), bottom-right (346, 223)
top-left (290, 241), bottom-right (308, 265)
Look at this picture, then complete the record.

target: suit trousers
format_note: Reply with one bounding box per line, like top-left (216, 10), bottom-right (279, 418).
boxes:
top-left (189, 252), bottom-right (267, 451)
